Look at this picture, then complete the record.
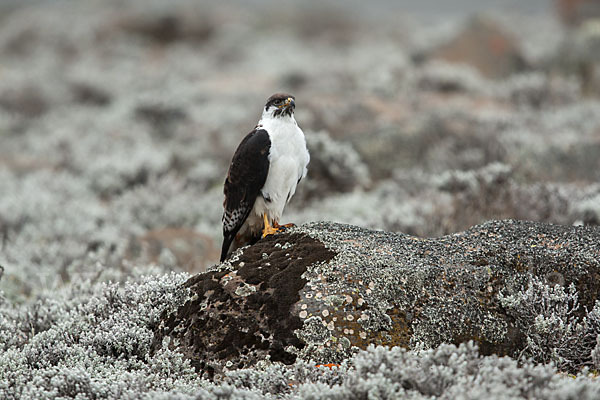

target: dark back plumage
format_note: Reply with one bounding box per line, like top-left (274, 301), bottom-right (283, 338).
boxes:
top-left (221, 128), bottom-right (271, 261)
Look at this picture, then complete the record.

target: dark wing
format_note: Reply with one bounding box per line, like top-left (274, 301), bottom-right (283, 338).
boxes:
top-left (220, 128), bottom-right (270, 261)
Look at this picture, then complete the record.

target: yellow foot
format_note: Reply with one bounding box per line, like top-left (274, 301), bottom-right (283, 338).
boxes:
top-left (262, 214), bottom-right (281, 238)
top-left (262, 216), bottom-right (296, 237)
top-left (262, 225), bottom-right (279, 238)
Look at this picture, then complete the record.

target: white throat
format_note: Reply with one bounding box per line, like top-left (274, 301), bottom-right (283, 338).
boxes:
top-left (257, 111), bottom-right (298, 136)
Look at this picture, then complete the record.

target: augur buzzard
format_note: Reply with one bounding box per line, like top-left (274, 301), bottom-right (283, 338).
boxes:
top-left (220, 93), bottom-right (310, 261)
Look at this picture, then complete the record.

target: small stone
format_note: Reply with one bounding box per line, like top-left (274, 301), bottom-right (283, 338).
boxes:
top-left (234, 283), bottom-right (256, 297)
top-left (299, 310), bottom-right (308, 319)
top-left (339, 337), bottom-right (351, 349)
top-left (322, 309), bottom-right (330, 317)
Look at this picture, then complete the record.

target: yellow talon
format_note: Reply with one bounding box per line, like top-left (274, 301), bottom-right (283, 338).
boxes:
top-left (262, 214), bottom-right (279, 237)
top-left (273, 221), bottom-right (295, 229)
top-left (262, 216), bottom-right (296, 238)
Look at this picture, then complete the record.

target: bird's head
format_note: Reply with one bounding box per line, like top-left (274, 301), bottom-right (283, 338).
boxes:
top-left (263, 93), bottom-right (295, 119)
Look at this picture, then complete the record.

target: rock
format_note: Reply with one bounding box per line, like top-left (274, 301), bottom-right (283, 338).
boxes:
top-left (153, 233), bottom-right (335, 379)
top-left (153, 220), bottom-right (600, 378)
top-left (430, 15), bottom-right (526, 79)
top-left (126, 228), bottom-right (218, 273)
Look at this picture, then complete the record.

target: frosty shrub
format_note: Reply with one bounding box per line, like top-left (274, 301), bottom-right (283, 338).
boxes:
top-left (3, 273), bottom-right (600, 399)
top-left (572, 190), bottom-right (600, 226)
top-left (499, 276), bottom-right (600, 372)
top-left (416, 60), bottom-right (486, 94)
top-left (592, 335), bottom-right (600, 370)
top-left (110, 174), bottom-right (222, 232)
top-left (0, 272), bottom-right (205, 399)
top-left (498, 72), bottom-right (580, 108)
top-left (245, 343), bottom-right (600, 399)
top-left (301, 130), bottom-right (370, 199)
top-left (1, 0), bottom-right (600, 397)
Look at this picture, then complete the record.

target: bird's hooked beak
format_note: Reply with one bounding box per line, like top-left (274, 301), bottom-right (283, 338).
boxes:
top-left (283, 97), bottom-right (295, 110)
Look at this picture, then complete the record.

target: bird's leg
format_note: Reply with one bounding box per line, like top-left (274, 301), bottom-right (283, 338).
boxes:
top-left (262, 214), bottom-right (279, 238)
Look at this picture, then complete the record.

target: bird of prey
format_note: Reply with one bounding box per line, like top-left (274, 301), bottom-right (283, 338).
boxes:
top-left (220, 93), bottom-right (310, 262)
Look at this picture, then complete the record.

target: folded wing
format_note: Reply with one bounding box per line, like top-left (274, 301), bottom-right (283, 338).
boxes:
top-left (221, 128), bottom-right (271, 261)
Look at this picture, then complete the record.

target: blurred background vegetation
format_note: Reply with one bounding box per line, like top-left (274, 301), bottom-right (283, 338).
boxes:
top-left (0, 0), bottom-right (599, 300)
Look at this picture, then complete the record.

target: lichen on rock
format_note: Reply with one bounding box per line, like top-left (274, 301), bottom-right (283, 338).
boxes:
top-left (154, 219), bottom-right (600, 377)
top-left (152, 233), bottom-right (336, 378)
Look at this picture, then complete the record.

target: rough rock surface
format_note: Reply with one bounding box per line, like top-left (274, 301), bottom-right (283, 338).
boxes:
top-left (153, 219), bottom-right (600, 378)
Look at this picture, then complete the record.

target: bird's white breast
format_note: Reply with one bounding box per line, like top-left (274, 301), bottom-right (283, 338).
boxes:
top-left (251, 115), bottom-right (309, 226)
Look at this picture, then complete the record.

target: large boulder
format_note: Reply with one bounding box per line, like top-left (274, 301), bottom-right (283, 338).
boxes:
top-left (153, 220), bottom-right (600, 378)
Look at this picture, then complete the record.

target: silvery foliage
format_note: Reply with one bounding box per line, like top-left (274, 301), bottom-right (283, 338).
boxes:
top-left (5, 293), bottom-right (600, 400)
top-left (304, 130), bottom-right (371, 192)
top-left (497, 72), bottom-right (581, 108)
top-left (225, 343), bottom-right (599, 399)
top-left (217, 343), bottom-right (600, 399)
top-left (0, 167), bottom-right (222, 301)
top-left (415, 60), bottom-right (487, 94)
top-left (499, 277), bottom-right (600, 371)
top-left (1, 2), bottom-right (600, 398)
top-left (0, 272), bottom-right (205, 399)
top-left (592, 335), bottom-right (600, 370)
